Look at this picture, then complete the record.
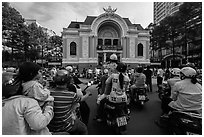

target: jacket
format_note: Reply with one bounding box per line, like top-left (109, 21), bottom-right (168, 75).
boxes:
top-left (2, 95), bottom-right (53, 135)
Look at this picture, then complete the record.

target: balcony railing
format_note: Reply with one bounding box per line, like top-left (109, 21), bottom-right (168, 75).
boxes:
top-left (97, 45), bottom-right (123, 50)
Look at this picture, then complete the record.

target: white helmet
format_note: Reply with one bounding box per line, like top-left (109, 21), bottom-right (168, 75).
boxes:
top-left (110, 54), bottom-right (117, 61)
top-left (66, 66), bottom-right (73, 72)
top-left (180, 67), bottom-right (196, 77)
top-left (171, 68), bottom-right (181, 76)
top-left (104, 69), bottom-right (108, 74)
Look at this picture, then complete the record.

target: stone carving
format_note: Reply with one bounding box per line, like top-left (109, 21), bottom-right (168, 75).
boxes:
top-left (103, 6), bottom-right (117, 14)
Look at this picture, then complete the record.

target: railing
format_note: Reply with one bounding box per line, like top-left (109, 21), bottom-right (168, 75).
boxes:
top-left (97, 45), bottom-right (123, 50)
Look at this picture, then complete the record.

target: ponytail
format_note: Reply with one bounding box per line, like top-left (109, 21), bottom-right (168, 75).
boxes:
top-left (119, 72), bottom-right (124, 89)
top-left (191, 76), bottom-right (198, 84)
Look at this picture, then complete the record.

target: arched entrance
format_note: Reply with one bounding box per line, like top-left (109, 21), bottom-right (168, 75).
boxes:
top-left (96, 20), bottom-right (123, 65)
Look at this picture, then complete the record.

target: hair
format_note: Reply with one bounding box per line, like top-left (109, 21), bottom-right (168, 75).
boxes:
top-left (136, 67), bottom-right (143, 73)
top-left (18, 62), bottom-right (41, 82)
top-left (190, 76), bottom-right (198, 84)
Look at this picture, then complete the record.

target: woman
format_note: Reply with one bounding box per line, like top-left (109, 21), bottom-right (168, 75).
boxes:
top-left (2, 70), bottom-right (54, 135)
top-left (96, 62), bottom-right (130, 121)
top-left (168, 67), bottom-right (202, 114)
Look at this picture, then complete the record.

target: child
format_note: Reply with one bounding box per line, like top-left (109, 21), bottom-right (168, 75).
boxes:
top-left (17, 62), bottom-right (54, 108)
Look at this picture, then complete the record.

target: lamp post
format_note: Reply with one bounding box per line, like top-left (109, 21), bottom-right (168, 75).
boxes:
top-left (166, 39), bottom-right (175, 68)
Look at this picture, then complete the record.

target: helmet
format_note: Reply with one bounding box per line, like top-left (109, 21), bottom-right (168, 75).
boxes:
top-left (18, 62), bottom-right (41, 82)
top-left (53, 69), bottom-right (70, 85)
top-left (180, 67), bottom-right (197, 78)
top-left (110, 54), bottom-right (118, 61)
top-left (171, 68), bottom-right (181, 76)
top-left (2, 72), bottom-right (19, 98)
top-left (66, 66), bottom-right (73, 72)
top-left (116, 62), bottom-right (127, 73)
top-left (104, 69), bottom-right (108, 74)
top-left (136, 67), bottom-right (144, 73)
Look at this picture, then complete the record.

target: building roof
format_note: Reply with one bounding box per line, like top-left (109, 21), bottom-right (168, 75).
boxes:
top-left (133, 24), bottom-right (144, 30)
top-left (68, 21), bottom-right (83, 28)
top-left (83, 16), bottom-right (97, 25)
top-left (67, 15), bottom-right (144, 30)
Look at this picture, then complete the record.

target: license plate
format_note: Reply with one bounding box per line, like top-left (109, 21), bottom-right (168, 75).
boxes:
top-left (116, 116), bottom-right (127, 127)
top-left (139, 95), bottom-right (146, 100)
top-left (186, 132), bottom-right (199, 135)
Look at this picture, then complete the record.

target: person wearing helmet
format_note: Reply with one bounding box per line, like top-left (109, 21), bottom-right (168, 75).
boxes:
top-left (161, 68), bottom-right (181, 115)
top-left (107, 53), bottom-right (118, 75)
top-left (48, 69), bottom-right (88, 135)
top-left (66, 66), bottom-right (73, 73)
top-left (130, 66), bottom-right (149, 101)
top-left (2, 64), bottom-right (54, 135)
top-left (96, 62), bottom-right (130, 122)
top-left (162, 67), bottom-right (202, 115)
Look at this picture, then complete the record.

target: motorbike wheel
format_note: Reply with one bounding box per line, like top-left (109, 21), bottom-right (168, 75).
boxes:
top-left (158, 92), bottom-right (163, 100)
top-left (115, 126), bottom-right (127, 135)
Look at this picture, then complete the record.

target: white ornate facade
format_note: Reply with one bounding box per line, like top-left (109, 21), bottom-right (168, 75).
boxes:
top-left (62, 7), bottom-right (150, 69)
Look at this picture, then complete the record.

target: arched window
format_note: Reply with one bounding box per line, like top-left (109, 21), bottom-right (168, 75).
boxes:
top-left (138, 43), bottom-right (143, 56)
top-left (70, 42), bottom-right (76, 55)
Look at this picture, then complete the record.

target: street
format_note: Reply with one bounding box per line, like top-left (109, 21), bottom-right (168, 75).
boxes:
top-left (79, 78), bottom-right (170, 135)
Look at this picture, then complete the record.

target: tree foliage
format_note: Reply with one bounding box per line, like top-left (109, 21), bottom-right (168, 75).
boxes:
top-left (151, 2), bottom-right (202, 58)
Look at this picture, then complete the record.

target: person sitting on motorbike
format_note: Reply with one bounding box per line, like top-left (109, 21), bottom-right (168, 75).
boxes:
top-left (96, 62), bottom-right (130, 122)
top-left (161, 68), bottom-right (181, 114)
top-left (161, 67), bottom-right (202, 117)
top-left (130, 67), bottom-right (148, 101)
top-left (48, 69), bottom-right (89, 135)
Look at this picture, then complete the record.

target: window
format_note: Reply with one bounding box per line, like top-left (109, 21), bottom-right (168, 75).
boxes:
top-left (70, 42), bottom-right (76, 55)
top-left (113, 39), bottom-right (118, 45)
top-left (138, 43), bottom-right (143, 56)
top-left (105, 39), bottom-right (111, 45)
top-left (98, 39), bottom-right (103, 45)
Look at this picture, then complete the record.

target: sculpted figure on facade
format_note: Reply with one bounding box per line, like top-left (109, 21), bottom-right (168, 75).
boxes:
top-left (103, 6), bottom-right (117, 14)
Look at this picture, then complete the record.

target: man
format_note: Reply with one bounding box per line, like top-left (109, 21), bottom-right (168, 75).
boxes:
top-left (143, 66), bottom-right (153, 92)
top-left (48, 69), bottom-right (89, 135)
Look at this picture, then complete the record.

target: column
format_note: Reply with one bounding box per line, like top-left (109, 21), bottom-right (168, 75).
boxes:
top-left (104, 52), bottom-right (106, 63)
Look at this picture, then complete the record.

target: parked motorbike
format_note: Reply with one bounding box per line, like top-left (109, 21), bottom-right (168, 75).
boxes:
top-left (132, 88), bottom-right (148, 106)
top-left (160, 111), bottom-right (202, 135)
top-left (103, 101), bottom-right (130, 134)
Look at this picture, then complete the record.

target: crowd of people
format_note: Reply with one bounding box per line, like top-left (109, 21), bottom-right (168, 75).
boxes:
top-left (2, 53), bottom-right (202, 135)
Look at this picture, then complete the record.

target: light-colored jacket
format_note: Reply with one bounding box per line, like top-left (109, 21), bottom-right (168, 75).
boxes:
top-left (169, 79), bottom-right (202, 114)
top-left (22, 80), bottom-right (54, 106)
top-left (2, 95), bottom-right (54, 135)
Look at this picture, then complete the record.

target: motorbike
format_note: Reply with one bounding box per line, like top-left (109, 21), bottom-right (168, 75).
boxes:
top-left (75, 81), bottom-right (93, 126)
top-left (103, 101), bottom-right (130, 134)
top-left (160, 111), bottom-right (202, 135)
top-left (132, 88), bottom-right (148, 106)
top-left (157, 81), bottom-right (171, 101)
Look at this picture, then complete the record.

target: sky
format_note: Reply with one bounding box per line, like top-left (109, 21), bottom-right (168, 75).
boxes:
top-left (9, 1), bottom-right (153, 36)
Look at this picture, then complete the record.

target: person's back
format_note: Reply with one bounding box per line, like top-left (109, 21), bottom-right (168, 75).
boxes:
top-left (134, 72), bottom-right (146, 88)
top-left (3, 96), bottom-right (53, 135)
top-left (48, 69), bottom-right (88, 135)
top-left (107, 73), bottom-right (130, 103)
top-left (169, 67), bottom-right (202, 114)
top-left (48, 87), bottom-right (80, 132)
top-left (169, 79), bottom-right (202, 113)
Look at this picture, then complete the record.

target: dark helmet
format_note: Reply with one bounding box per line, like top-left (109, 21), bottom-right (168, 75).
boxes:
top-left (116, 62), bottom-right (127, 73)
top-left (18, 62), bottom-right (41, 82)
top-left (53, 69), bottom-right (70, 85)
